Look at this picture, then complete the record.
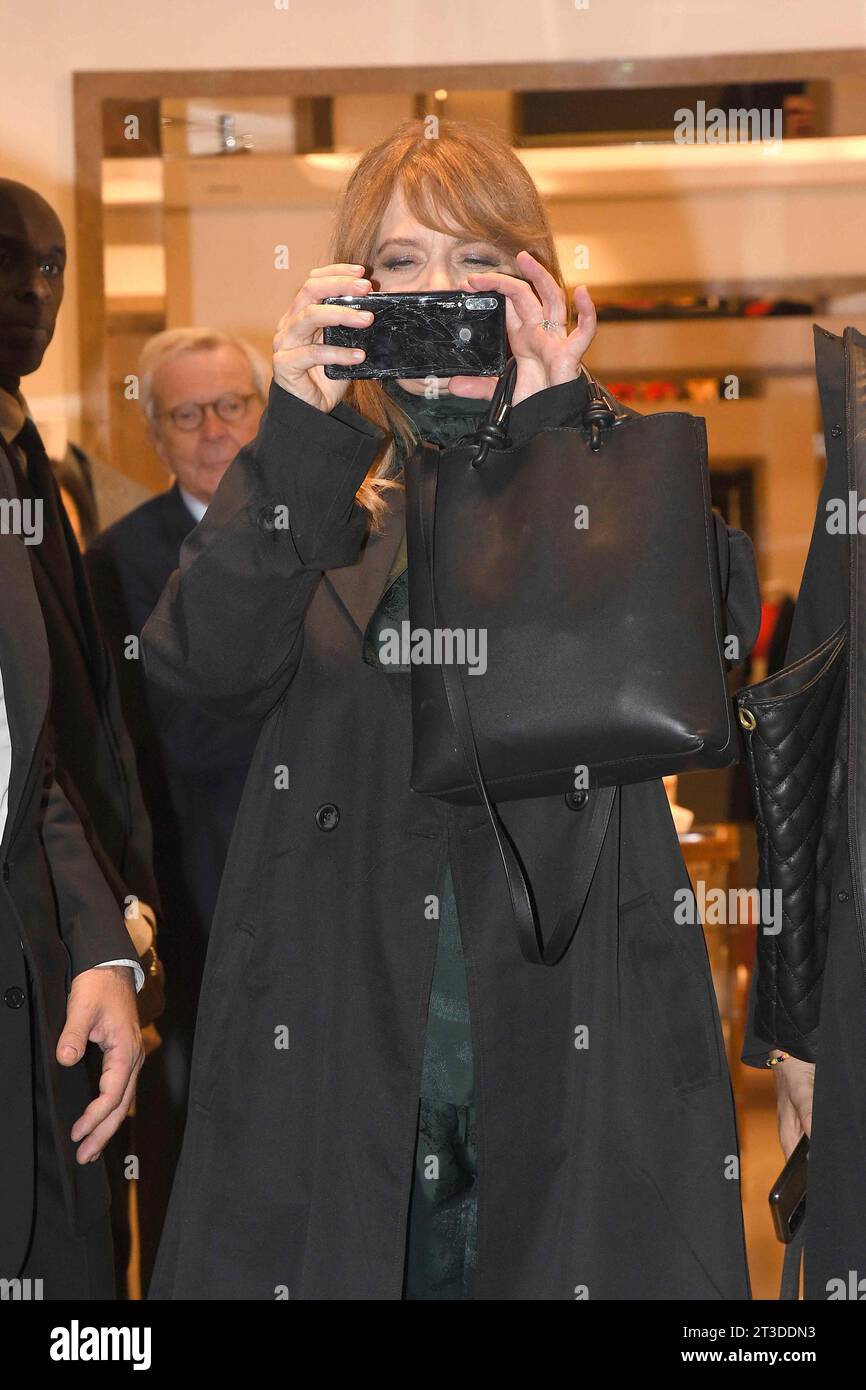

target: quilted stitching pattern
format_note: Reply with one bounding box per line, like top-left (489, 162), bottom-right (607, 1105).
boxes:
top-left (737, 629), bottom-right (847, 1061)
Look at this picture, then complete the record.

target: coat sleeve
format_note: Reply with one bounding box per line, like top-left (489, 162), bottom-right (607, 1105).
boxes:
top-left (141, 381), bottom-right (386, 722)
top-left (87, 535), bottom-right (259, 781)
top-left (782, 329), bottom-right (848, 666)
top-left (720, 521), bottom-right (761, 666)
top-left (41, 767), bottom-right (141, 982)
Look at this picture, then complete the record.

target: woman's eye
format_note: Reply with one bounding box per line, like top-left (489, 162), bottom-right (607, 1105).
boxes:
top-left (382, 258), bottom-right (416, 270)
top-left (463, 256), bottom-right (498, 267)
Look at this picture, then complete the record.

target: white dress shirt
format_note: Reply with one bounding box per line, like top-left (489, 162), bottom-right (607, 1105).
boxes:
top-left (178, 485), bottom-right (208, 524)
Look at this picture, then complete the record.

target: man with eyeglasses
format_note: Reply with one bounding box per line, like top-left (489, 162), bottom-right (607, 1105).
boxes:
top-left (86, 327), bottom-right (266, 1292)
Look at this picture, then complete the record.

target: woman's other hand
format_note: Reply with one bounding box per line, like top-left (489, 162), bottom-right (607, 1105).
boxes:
top-left (773, 1053), bottom-right (815, 1157)
top-left (273, 264), bottom-right (373, 412)
top-left (448, 250), bottom-right (597, 406)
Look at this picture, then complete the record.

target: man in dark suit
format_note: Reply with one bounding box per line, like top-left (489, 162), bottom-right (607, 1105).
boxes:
top-left (0, 178), bottom-right (161, 1295)
top-left (86, 328), bottom-right (264, 1290)
top-left (0, 435), bottom-right (144, 1297)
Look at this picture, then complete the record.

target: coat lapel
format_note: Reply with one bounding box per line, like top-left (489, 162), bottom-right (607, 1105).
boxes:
top-left (323, 490), bottom-right (406, 641)
top-left (0, 447), bottom-right (50, 853)
top-left (3, 431), bottom-right (89, 645)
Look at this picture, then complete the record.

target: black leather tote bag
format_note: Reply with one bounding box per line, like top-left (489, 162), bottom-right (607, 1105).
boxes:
top-left (404, 360), bottom-right (740, 964)
top-left (735, 626), bottom-right (847, 1061)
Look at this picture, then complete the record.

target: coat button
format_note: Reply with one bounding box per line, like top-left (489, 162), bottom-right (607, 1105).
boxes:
top-left (258, 505), bottom-right (276, 532)
top-left (315, 803), bottom-right (340, 831)
top-left (565, 789), bottom-right (589, 811)
top-left (831, 425), bottom-right (843, 438)
top-left (4, 986), bottom-right (25, 1009)
top-left (837, 889), bottom-right (850, 903)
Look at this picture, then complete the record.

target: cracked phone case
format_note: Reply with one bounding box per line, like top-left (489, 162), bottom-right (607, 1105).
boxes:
top-left (322, 290), bottom-right (507, 379)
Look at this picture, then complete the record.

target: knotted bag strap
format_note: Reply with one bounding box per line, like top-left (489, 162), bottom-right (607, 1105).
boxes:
top-left (417, 439), bottom-right (615, 966)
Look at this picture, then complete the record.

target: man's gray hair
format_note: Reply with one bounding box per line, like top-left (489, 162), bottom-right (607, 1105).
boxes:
top-left (139, 327), bottom-right (270, 430)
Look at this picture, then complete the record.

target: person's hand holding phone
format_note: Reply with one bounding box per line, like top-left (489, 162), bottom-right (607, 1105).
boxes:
top-left (273, 264), bottom-right (371, 412)
top-left (773, 1053), bottom-right (815, 1157)
top-left (449, 250), bottom-right (597, 407)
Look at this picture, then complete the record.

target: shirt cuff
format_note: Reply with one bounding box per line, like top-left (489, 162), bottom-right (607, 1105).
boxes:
top-left (93, 958), bottom-right (145, 993)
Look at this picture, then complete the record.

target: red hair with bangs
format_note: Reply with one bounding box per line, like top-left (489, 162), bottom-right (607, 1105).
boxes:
top-left (329, 118), bottom-right (566, 527)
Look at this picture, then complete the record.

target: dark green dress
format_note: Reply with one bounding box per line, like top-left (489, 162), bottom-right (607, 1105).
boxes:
top-left (362, 379), bottom-right (490, 1300)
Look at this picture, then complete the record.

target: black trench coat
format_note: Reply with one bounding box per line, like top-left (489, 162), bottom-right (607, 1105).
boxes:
top-left (144, 379), bottom-right (759, 1300)
top-left (741, 326), bottom-right (866, 1299)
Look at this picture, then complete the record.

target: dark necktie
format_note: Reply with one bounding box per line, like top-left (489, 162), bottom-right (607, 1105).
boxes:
top-left (14, 416), bottom-right (52, 496)
top-left (12, 416), bottom-right (81, 623)
top-left (1, 424), bottom-right (32, 500)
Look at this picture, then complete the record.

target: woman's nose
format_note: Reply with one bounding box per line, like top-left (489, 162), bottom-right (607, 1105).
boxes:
top-left (414, 266), bottom-right (460, 293)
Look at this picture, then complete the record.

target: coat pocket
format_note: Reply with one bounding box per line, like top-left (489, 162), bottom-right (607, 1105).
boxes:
top-left (618, 892), bottom-right (723, 1094)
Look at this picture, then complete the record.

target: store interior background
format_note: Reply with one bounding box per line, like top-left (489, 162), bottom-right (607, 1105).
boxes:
top-left (6, 1), bottom-right (866, 1298)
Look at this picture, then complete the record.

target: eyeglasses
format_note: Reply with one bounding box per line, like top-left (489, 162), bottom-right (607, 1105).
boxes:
top-left (158, 392), bottom-right (260, 432)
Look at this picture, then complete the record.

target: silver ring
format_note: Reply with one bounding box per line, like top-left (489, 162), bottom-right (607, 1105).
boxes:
top-left (541, 318), bottom-right (561, 332)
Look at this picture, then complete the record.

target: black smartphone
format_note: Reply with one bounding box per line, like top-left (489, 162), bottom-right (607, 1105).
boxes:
top-left (769, 1134), bottom-right (808, 1243)
top-left (321, 289), bottom-right (507, 379)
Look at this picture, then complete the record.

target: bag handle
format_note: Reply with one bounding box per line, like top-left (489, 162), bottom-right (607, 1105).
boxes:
top-left (471, 357), bottom-right (518, 465)
top-left (417, 438), bottom-right (615, 966)
top-left (469, 358), bottom-right (618, 465)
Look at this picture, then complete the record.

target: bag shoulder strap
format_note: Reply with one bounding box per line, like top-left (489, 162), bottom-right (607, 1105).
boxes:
top-left (418, 439), bottom-right (615, 966)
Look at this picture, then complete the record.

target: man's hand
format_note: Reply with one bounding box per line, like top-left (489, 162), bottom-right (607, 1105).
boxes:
top-left (57, 965), bottom-right (144, 1163)
top-left (774, 1053), bottom-right (815, 1157)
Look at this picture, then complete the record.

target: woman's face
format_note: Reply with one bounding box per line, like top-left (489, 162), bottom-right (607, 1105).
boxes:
top-left (368, 184), bottom-right (517, 396)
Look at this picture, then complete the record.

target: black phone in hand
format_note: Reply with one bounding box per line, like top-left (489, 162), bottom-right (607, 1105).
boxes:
top-left (322, 289), bottom-right (507, 379)
top-left (769, 1134), bottom-right (808, 1243)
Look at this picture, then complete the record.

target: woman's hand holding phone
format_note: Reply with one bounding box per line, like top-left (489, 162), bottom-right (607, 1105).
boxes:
top-left (449, 250), bottom-right (598, 407)
top-left (273, 264), bottom-right (370, 412)
top-left (273, 253), bottom-right (597, 411)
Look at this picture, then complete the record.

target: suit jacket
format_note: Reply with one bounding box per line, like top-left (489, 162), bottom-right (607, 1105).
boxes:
top-left (0, 446), bottom-right (140, 1275)
top-left (0, 418), bottom-right (159, 919)
top-left (87, 483), bottom-right (258, 944)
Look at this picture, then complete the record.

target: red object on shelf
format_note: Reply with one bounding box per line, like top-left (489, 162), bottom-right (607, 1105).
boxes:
top-left (643, 379), bottom-right (679, 402)
top-left (754, 601), bottom-right (781, 661)
top-left (606, 381), bottom-right (638, 401)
